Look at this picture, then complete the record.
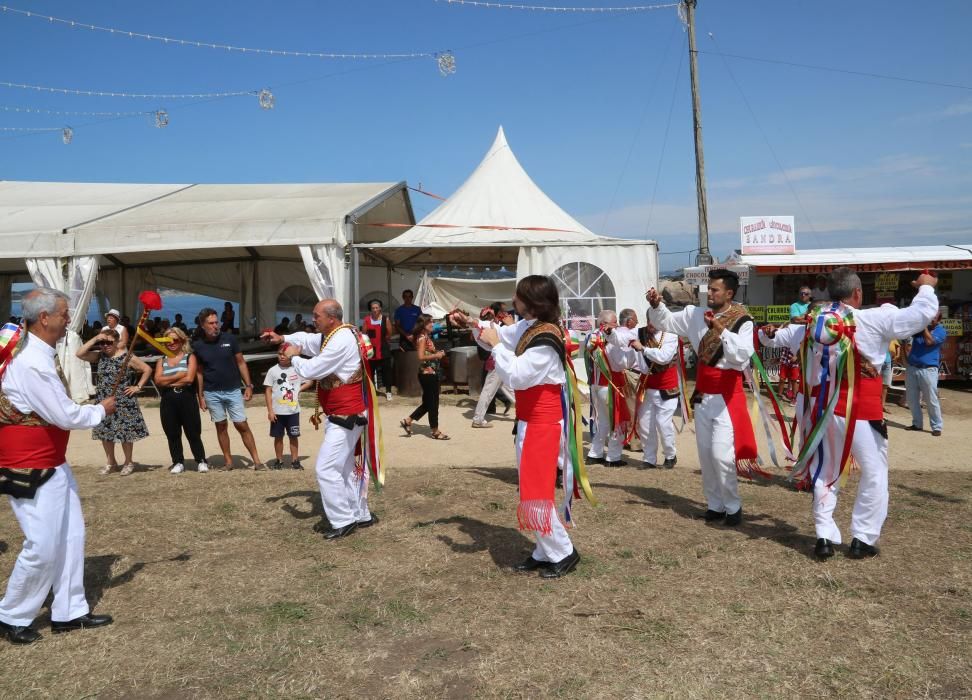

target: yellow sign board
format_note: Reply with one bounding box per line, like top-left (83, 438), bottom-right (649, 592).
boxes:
top-left (766, 305), bottom-right (791, 324)
top-left (875, 272), bottom-right (899, 295)
top-left (941, 318), bottom-right (964, 337)
top-left (747, 305), bottom-right (766, 323)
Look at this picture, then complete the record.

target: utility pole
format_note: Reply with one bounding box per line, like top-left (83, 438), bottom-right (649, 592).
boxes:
top-left (684, 0), bottom-right (712, 266)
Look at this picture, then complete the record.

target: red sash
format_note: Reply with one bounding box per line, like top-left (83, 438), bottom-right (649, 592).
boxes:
top-left (317, 382), bottom-right (365, 415)
top-left (0, 424), bottom-right (69, 469)
top-left (514, 384), bottom-right (562, 534)
top-left (644, 365), bottom-right (678, 391)
top-left (695, 364), bottom-right (758, 463)
top-left (810, 374), bottom-right (883, 421)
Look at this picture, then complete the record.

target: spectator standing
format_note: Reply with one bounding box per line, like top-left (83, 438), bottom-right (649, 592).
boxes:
top-left (194, 307), bottom-right (264, 469)
top-left (361, 299), bottom-right (394, 401)
top-left (790, 286), bottom-right (812, 321)
top-left (274, 317), bottom-right (291, 335)
top-left (103, 308), bottom-right (128, 350)
top-left (401, 314), bottom-right (449, 440)
top-left (811, 275), bottom-right (830, 303)
top-left (263, 346), bottom-right (312, 469)
top-left (77, 328), bottom-right (151, 476)
top-left (154, 327), bottom-right (208, 474)
top-left (220, 302), bottom-right (235, 333)
top-left (905, 311), bottom-right (946, 435)
top-left (289, 314), bottom-right (304, 332)
top-left (172, 313), bottom-right (188, 332)
top-left (393, 289), bottom-right (421, 350)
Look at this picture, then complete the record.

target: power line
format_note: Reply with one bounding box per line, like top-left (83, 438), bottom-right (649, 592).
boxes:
top-left (699, 49), bottom-right (972, 92)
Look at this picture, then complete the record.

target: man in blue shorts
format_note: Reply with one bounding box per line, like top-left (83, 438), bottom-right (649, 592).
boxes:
top-left (194, 307), bottom-right (264, 470)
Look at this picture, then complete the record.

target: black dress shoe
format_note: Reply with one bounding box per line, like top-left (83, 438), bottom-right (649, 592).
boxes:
top-left (904, 424), bottom-right (922, 431)
top-left (847, 537), bottom-right (879, 559)
top-left (587, 456), bottom-right (606, 465)
top-left (605, 459), bottom-right (628, 467)
top-left (662, 456), bottom-right (677, 469)
top-left (512, 556), bottom-right (551, 573)
top-left (323, 522), bottom-right (358, 540)
top-left (724, 509), bottom-right (742, 527)
top-left (0, 620), bottom-right (41, 644)
top-left (814, 538), bottom-right (835, 559)
top-left (703, 509), bottom-right (726, 522)
top-left (539, 548), bottom-right (581, 579)
top-left (357, 513), bottom-right (380, 528)
top-left (641, 462), bottom-right (657, 469)
top-left (51, 613), bottom-right (113, 634)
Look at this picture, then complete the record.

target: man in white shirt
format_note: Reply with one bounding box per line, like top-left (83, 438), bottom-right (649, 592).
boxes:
top-left (759, 268), bottom-right (938, 559)
top-left (585, 310), bottom-right (631, 467)
top-left (648, 269), bottom-right (756, 526)
top-left (0, 288), bottom-right (117, 645)
top-left (625, 320), bottom-right (680, 468)
top-left (263, 300), bottom-right (380, 540)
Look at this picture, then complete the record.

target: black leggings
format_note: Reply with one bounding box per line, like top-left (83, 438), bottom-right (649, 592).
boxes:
top-left (371, 356), bottom-right (393, 391)
top-left (409, 373), bottom-right (440, 430)
top-left (159, 389), bottom-right (207, 465)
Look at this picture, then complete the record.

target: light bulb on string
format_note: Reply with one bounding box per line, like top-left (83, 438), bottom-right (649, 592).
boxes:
top-left (436, 51), bottom-right (456, 77)
top-left (61, 126), bottom-right (72, 144)
top-left (258, 88), bottom-right (274, 110)
top-left (154, 109), bottom-right (169, 128)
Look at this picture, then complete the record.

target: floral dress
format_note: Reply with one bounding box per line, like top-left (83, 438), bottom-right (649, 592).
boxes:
top-left (92, 353), bottom-right (150, 443)
top-left (417, 335), bottom-right (441, 376)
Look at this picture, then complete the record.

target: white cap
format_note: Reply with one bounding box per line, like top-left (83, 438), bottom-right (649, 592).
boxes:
top-left (105, 308), bottom-right (121, 320)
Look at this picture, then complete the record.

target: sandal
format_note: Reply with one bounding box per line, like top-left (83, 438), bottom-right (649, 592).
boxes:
top-left (430, 431), bottom-right (451, 441)
top-left (100, 464), bottom-right (117, 476)
top-left (400, 418), bottom-right (412, 437)
top-left (119, 462), bottom-right (135, 476)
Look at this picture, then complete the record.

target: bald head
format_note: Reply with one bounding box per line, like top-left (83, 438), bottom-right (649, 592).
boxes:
top-left (312, 299), bottom-right (344, 333)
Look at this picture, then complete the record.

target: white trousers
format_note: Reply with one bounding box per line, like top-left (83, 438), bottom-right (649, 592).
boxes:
top-left (588, 385), bottom-right (623, 461)
top-left (515, 420), bottom-right (573, 563)
top-left (472, 369), bottom-right (513, 424)
top-left (0, 465), bottom-right (90, 627)
top-left (637, 389), bottom-right (677, 464)
top-left (812, 417), bottom-right (888, 546)
top-left (314, 422), bottom-right (370, 529)
top-left (694, 394), bottom-right (741, 514)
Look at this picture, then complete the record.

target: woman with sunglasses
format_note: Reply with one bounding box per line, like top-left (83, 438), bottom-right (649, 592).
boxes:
top-left (154, 327), bottom-right (209, 474)
top-left (76, 328), bottom-right (151, 476)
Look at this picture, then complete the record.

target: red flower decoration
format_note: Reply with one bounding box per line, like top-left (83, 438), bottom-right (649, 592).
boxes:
top-left (139, 290), bottom-right (163, 311)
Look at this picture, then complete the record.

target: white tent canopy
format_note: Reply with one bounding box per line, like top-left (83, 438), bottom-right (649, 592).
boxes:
top-left (364, 127), bottom-right (659, 319)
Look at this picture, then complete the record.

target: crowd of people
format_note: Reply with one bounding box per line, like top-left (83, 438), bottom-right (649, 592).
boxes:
top-left (0, 266), bottom-right (945, 645)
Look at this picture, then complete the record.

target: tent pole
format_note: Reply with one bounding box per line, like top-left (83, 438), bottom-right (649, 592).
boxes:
top-left (249, 261), bottom-right (258, 337)
top-left (386, 264), bottom-right (392, 307)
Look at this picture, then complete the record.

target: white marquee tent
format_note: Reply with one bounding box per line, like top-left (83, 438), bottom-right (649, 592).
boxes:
top-left (0, 180), bottom-right (415, 399)
top-left (362, 127), bottom-right (660, 325)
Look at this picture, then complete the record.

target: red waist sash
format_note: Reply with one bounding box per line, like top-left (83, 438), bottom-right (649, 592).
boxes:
top-left (695, 364), bottom-right (758, 464)
top-left (514, 384), bottom-right (562, 535)
top-left (810, 374), bottom-right (883, 421)
top-left (0, 424), bottom-right (70, 469)
top-left (644, 365), bottom-right (678, 391)
top-left (317, 382), bottom-right (365, 415)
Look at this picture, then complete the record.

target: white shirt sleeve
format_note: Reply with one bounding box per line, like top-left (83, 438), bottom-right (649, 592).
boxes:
top-left (27, 365), bottom-right (106, 430)
top-left (649, 303), bottom-right (694, 338)
top-left (283, 331), bottom-right (321, 357)
top-left (290, 334), bottom-right (354, 382)
top-left (491, 344), bottom-right (560, 390)
top-left (759, 324), bottom-right (805, 352)
top-left (878, 285), bottom-right (939, 340)
top-left (642, 334), bottom-right (678, 365)
top-left (719, 320), bottom-right (755, 366)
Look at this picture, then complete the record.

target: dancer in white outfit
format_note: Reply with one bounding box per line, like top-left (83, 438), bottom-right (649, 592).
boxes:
top-left (759, 268), bottom-right (938, 559)
top-left (623, 322), bottom-right (680, 468)
top-left (585, 310), bottom-right (631, 466)
top-left (0, 288), bottom-right (117, 645)
top-left (263, 299), bottom-right (380, 541)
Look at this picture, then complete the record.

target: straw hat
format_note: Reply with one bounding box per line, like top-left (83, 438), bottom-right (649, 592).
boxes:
top-left (105, 308), bottom-right (121, 320)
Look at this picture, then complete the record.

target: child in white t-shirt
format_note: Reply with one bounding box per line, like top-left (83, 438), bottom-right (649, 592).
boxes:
top-left (263, 347), bottom-right (313, 470)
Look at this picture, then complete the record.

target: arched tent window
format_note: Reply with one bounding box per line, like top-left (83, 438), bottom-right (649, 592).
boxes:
top-left (358, 291), bottom-right (397, 319)
top-left (275, 285), bottom-right (316, 325)
top-left (551, 262), bottom-right (616, 331)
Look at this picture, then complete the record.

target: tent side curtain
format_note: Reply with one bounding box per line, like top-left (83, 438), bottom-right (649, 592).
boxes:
top-left (300, 244), bottom-right (347, 305)
top-left (517, 243), bottom-right (659, 319)
top-left (415, 272), bottom-right (517, 318)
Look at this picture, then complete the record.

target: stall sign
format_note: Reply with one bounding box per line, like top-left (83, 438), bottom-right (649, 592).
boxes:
top-left (941, 318), bottom-right (963, 337)
top-left (740, 216), bottom-right (795, 255)
top-left (684, 264), bottom-right (750, 286)
top-left (747, 305), bottom-right (767, 323)
top-left (766, 305), bottom-right (791, 323)
top-left (875, 272), bottom-right (899, 295)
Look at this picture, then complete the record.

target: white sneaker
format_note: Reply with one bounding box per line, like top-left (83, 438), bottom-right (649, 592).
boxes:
top-left (197, 461), bottom-right (209, 473)
top-left (385, 391), bottom-right (392, 401)
top-left (170, 463), bottom-right (184, 474)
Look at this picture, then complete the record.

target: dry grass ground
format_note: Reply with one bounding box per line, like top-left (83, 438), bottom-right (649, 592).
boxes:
top-left (1, 390), bottom-right (970, 698)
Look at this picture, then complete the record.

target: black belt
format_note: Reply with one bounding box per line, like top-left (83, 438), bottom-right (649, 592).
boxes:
top-left (162, 387), bottom-right (189, 394)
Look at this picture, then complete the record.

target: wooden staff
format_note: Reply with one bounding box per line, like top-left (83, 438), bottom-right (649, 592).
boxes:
top-left (109, 290), bottom-right (162, 395)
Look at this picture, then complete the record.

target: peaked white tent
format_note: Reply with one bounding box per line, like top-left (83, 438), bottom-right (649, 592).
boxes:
top-left (363, 127), bottom-right (660, 323)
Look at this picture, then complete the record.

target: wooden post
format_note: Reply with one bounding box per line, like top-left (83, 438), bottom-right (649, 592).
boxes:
top-left (684, 0), bottom-right (713, 266)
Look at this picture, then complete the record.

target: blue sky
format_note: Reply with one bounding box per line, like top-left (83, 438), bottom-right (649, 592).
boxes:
top-left (2, 0), bottom-right (971, 267)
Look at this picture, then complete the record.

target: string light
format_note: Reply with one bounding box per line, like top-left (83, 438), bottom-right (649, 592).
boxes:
top-left (62, 126), bottom-right (72, 144)
top-left (0, 4), bottom-right (454, 74)
top-left (432, 0), bottom-right (678, 12)
top-left (0, 79), bottom-right (252, 100)
top-left (0, 125), bottom-right (74, 144)
top-left (258, 88), bottom-right (274, 110)
top-left (0, 103), bottom-right (154, 117)
top-left (436, 51), bottom-right (457, 77)
top-left (154, 109), bottom-right (168, 128)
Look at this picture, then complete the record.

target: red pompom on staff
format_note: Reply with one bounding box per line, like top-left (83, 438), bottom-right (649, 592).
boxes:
top-left (109, 290), bottom-right (163, 394)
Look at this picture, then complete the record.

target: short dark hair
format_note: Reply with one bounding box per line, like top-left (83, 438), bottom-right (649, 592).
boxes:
top-left (368, 299), bottom-right (383, 310)
top-left (198, 307), bottom-right (218, 324)
top-left (489, 301), bottom-right (504, 314)
top-left (708, 269), bottom-right (739, 296)
top-left (515, 275), bottom-right (560, 324)
top-left (402, 289), bottom-right (414, 296)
